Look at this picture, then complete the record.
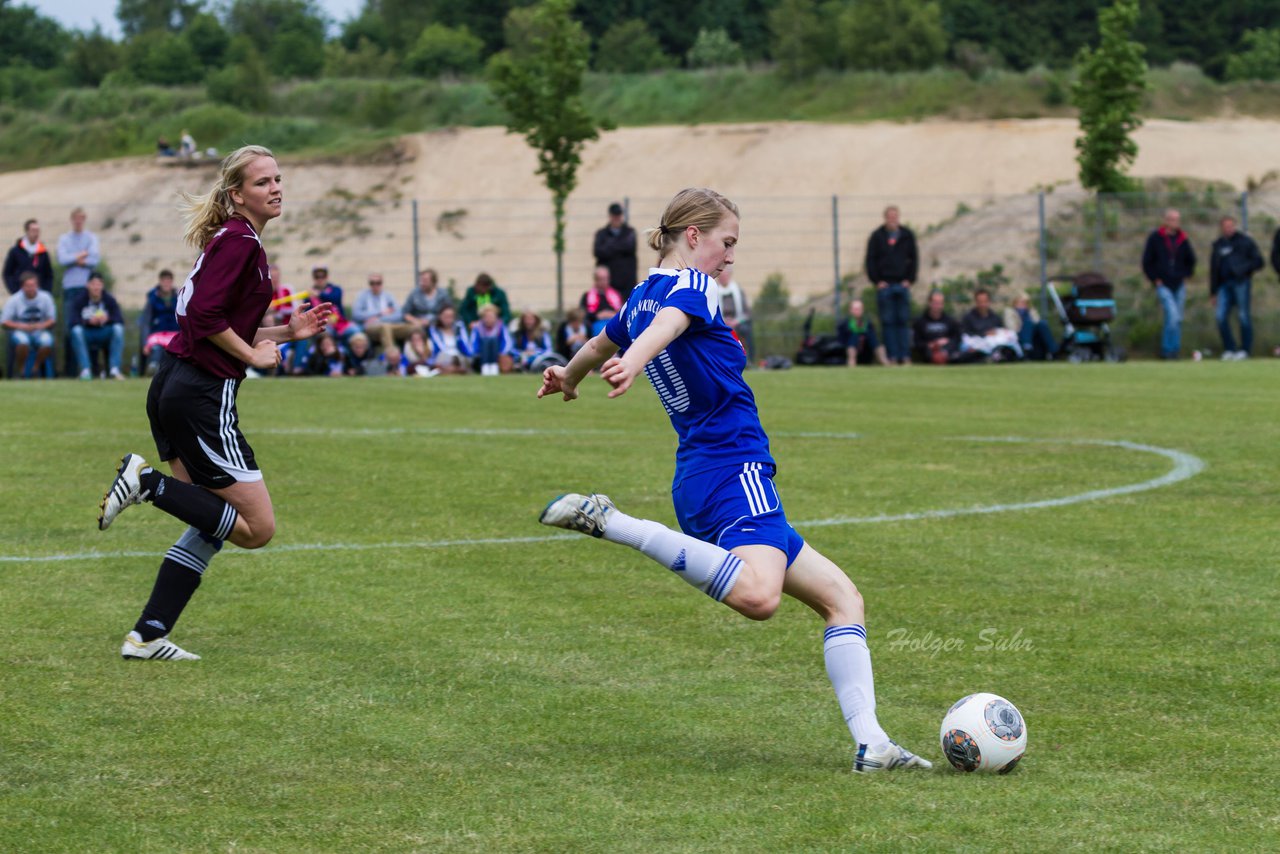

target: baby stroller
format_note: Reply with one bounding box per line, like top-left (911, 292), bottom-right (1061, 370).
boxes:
top-left (1046, 273), bottom-right (1121, 362)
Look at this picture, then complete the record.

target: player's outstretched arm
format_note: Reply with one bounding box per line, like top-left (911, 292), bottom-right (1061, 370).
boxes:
top-left (538, 332), bottom-right (619, 401)
top-left (600, 307), bottom-right (690, 399)
top-left (254, 302), bottom-right (334, 345)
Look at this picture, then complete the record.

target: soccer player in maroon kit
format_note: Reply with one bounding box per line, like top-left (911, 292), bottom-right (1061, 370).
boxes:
top-left (97, 145), bottom-right (333, 660)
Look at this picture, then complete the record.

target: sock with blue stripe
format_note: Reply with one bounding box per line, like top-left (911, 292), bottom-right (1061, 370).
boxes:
top-left (139, 468), bottom-right (239, 540)
top-left (824, 624), bottom-right (891, 749)
top-left (602, 511), bottom-right (742, 602)
top-left (133, 527), bottom-right (223, 641)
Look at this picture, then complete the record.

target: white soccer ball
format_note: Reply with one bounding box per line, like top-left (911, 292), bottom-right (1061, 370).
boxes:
top-left (939, 692), bottom-right (1027, 773)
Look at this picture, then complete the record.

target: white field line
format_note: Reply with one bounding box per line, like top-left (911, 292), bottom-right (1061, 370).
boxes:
top-left (0, 437), bottom-right (1204, 564)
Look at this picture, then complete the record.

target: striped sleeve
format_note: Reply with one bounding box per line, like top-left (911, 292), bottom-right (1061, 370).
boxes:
top-left (662, 269), bottom-right (719, 326)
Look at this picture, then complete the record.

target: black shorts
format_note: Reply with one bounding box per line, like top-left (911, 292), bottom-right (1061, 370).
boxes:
top-left (146, 353), bottom-right (261, 490)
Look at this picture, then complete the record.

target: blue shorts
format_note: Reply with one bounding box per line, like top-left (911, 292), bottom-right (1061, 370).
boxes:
top-left (672, 462), bottom-right (806, 566)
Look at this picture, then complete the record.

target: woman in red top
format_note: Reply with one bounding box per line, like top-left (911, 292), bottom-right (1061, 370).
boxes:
top-left (97, 145), bottom-right (332, 661)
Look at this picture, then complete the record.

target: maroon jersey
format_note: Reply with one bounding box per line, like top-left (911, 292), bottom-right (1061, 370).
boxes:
top-left (168, 216), bottom-right (272, 379)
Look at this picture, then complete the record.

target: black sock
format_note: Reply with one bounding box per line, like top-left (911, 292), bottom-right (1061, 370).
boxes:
top-left (140, 469), bottom-right (238, 540)
top-left (134, 559), bottom-right (203, 641)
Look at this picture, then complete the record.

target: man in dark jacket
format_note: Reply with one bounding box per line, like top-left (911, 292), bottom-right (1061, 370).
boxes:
top-left (593, 202), bottom-right (638, 299)
top-left (68, 271), bottom-right (126, 379)
top-left (3, 218), bottom-right (53, 294)
top-left (1141, 208), bottom-right (1197, 359)
top-left (1209, 215), bottom-right (1264, 360)
top-left (912, 290), bottom-right (960, 365)
top-left (865, 205), bottom-right (918, 365)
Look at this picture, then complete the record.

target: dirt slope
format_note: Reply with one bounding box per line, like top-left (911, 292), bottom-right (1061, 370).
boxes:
top-left (1, 118), bottom-right (1277, 308)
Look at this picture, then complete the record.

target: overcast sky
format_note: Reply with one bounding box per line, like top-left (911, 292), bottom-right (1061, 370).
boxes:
top-left (25, 0), bottom-right (366, 38)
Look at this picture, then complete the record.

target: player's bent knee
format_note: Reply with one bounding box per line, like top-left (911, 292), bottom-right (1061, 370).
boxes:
top-left (236, 519), bottom-right (275, 549)
top-left (731, 588), bottom-right (782, 621)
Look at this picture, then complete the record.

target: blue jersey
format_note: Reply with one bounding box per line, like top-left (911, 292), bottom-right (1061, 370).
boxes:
top-left (605, 267), bottom-right (774, 479)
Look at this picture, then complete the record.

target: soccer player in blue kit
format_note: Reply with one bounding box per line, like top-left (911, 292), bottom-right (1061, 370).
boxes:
top-left (538, 188), bottom-right (931, 773)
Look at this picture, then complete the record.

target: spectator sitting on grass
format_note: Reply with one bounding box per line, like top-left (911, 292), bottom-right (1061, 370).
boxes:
top-left (1002, 292), bottom-right (1057, 361)
top-left (346, 332), bottom-right (376, 376)
top-left (402, 328), bottom-right (431, 373)
top-left (912, 290), bottom-right (961, 365)
top-left (306, 333), bottom-right (355, 377)
top-left (69, 271), bottom-right (126, 380)
top-left (470, 303), bottom-right (516, 375)
top-left (403, 268), bottom-right (453, 330)
top-left (838, 298), bottom-right (887, 367)
top-left (513, 309), bottom-right (564, 373)
top-left (556, 307), bottom-right (590, 360)
top-left (960, 288), bottom-right (1022, 361)
top-left (142, 269), bottom-right (180, 375)
top-left (460, 272), bottom-right (511, 328)
top-left (427, 305), bottom-right (472, 375)
top-left (1, 270), bottom-right (56, 377)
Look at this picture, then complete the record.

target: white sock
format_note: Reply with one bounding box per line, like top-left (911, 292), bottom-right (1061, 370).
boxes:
top-left (603, 510), bottom-right (742, 601)
top-left (823, 625), bottom-right (890, 749)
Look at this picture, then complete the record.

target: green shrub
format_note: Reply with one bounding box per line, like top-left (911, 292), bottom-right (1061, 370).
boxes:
top-left (405, 24), bottom-right (483, 78)
top-left (686, 29), bottom-right (744, 70)
top-left (594, 20), bottom-right (672, 73)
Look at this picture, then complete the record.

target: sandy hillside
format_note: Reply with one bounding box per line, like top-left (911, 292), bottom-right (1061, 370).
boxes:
top-left (1, 118), bottom-right (1278, 308)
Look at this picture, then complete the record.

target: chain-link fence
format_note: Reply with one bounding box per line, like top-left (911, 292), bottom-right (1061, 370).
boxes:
top-left (5, 181), bottom-right (1279, 374)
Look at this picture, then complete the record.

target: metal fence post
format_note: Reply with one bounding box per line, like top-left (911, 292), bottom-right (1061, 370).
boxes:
top-left (411, 199), bottom-right (421, 285)
top-left (1093, 194), bottom-right (1105, 275)
top-left (1037, 190), bottom-right (1049, 317)
top-left (831, 195), bottom-right (841, 318)
top-left (1240, 190), bottom-right (1249, 233)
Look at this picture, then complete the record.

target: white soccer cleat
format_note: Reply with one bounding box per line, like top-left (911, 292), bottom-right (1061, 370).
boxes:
top-left (121, 631), bottom-right (201, 661)
top-left (539, 493), bottom-right (616, 538)
top-left (98, 453), bottom-right (150, 531)
top-left (853, 740), bottom-right (934, 774)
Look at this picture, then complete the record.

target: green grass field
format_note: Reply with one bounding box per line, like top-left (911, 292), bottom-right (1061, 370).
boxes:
top-left (1, 364), bottom-right (1276, 852)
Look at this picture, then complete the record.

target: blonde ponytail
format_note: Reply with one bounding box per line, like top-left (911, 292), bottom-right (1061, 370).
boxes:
top-left (180, 144), bottom-right (275, 249)
top-left (648, 188), bottom-right (739, 261)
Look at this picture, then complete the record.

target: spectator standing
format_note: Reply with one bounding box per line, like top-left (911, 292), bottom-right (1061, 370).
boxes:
top-left (556, 307), bottom-right (590, 360)
top-left (912, 290), bottom-right (960, 364)
top-left (4, 218), bottom-right (53, 294)
top-left (2, 270), bottom-right (56, 377)
top-left (864, 205), bottom-right (918, 365)
top-left (581, 265), bottom-right (623, 325)
top-left (838, 298), bottom-right (886, 366)
top-left (460, 273), bottom-right (511, 328)
top-left (1208, 215), bottom-right (1263, 360)
top-left (57, 207), bottom-right (101, 316)
top-left (593, 201), bottom-right (639, 298)
top-left (1002, 292), bottom-right (1057, 361)
top-left (402, 268), bottom-right (453, 330)
top-left (1141, 208), bottom-right (1197, 359)
top-left (353, 273), bottom-right (412, 352)
top-left (427, 305), bottom-right (472, 374)
top-left (141, 270), bottom-right (180, 375)
top-left (469, 303), bottom-right (516, 375)
top-left (69, 271), bottom-right (126, 380)
top-left (716, 264), bottom-right (754, 361)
